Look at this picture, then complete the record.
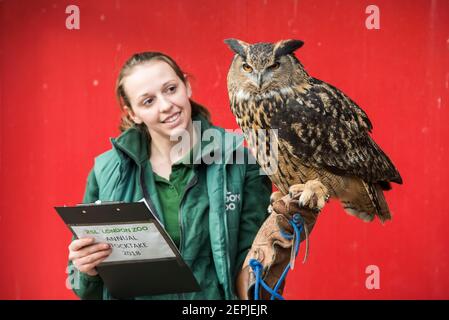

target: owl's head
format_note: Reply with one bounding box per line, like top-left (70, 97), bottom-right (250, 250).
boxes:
top-left (224, 39), bottom-right (307, 94)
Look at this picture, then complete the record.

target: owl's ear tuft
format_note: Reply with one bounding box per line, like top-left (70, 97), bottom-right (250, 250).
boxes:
top-left (224, 38), bottom-right (249, 59)
top-left (274, 39), bottom-right (304, 58)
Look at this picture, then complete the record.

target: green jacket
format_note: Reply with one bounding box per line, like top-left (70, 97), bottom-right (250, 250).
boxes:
top-left (70, 114), bottom-right (272, 300)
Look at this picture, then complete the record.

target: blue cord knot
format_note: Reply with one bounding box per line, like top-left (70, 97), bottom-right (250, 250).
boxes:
top-left (293, 213), bottom-right (303, 225)
top-left (249, 258), bottom-right (262, 270)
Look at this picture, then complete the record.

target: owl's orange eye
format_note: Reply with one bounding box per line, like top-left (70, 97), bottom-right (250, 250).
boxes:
top-left (242, 63), bottom-right (253, 72)
top-left (268, 62), bottom-right (280, 70)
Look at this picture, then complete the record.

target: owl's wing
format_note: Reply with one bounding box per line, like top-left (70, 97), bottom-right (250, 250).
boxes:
top-left (271, 79), bottom-right (402, 185)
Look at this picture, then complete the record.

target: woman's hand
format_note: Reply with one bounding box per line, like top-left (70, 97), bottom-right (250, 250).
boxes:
top-left (68, 238), bottom-right (112, 276)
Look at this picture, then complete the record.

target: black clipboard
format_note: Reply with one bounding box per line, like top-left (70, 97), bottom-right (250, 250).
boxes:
top-left (55, 200), bottom-right (201, 299)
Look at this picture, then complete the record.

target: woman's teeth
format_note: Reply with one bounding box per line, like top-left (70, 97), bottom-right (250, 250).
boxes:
top-left (164, 112), bottom-right (180, 123)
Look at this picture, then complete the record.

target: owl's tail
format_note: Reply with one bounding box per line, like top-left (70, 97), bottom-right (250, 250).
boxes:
top-left (340, 180), bottom-right (392, 223)
top-left (365, 182), bottom-right (392, 223)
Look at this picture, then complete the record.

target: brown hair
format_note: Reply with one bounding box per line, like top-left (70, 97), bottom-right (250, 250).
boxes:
top-left (115, 52), bottom-right (211, 132)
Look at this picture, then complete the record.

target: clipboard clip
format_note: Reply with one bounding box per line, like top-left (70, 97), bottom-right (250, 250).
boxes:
top-left (76, 200), bottom-right (126, 207)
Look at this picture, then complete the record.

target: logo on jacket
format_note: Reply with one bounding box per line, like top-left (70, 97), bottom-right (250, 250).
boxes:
top-left (226, 191), bottom-right (241, 212)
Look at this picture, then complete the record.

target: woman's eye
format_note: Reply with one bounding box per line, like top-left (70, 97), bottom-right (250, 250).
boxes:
top-left (143, 98), bottom-right (154, 105)
top-left (242, 63), bottom-right (253, 72)
top-left (167, 86), bottom-right (177, 93)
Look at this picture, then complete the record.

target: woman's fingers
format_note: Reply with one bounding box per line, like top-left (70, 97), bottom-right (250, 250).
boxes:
top-left (69, 239), bottom-right (111, 261)
top-left (76, 255), bottom-right (111, 275)
top-left (69, 237), bottom-right (94, 252)
top-left (75, 248), bottom-right (112, 267)
top-left (69, 242), bottom-right (111, 261)
top-left (68, 237), bottom-right (113, 275)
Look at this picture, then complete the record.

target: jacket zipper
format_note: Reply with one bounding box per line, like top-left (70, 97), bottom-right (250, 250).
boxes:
top-left (113, 142), bottom-right (162, 222)
top-left (139, 167), bottom-right (162, 221)
top-left (222, 165), bottom-right (234, 299)
top-left (178, 173), bottom-right (199, 254)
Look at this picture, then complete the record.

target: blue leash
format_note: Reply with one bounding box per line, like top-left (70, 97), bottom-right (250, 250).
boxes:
top-left (249, 213), bottom-right (304, 300)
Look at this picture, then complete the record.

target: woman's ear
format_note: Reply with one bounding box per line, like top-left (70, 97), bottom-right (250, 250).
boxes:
top-left (123, 105), bottom-right (143, 124)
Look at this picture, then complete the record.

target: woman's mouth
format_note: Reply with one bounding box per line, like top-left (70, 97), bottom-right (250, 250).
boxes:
top-left (162, 111), bottom-right (181, 124)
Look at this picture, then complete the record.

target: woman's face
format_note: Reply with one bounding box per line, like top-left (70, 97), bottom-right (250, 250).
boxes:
top-left (123, 60), bottom-right (192, 141)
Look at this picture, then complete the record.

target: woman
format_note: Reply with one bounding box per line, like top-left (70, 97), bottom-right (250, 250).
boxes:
top-left (67, 52), bottom-right (273, 300)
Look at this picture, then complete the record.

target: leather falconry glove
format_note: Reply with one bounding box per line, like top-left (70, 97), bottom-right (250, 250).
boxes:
top-left (236, 180), bottom-right (329, 300)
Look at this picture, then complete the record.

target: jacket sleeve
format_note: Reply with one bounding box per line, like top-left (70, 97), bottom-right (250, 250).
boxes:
top-left (68, 167), bottom-right (105, 300)
top-left (233, 158), bottom-right (272, 282)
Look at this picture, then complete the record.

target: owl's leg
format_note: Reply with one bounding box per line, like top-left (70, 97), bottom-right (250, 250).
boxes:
top-left (288, 180), bottom-right (330, 212)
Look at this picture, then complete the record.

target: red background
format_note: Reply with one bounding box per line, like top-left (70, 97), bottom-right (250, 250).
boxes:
top-left (0, 0), bottom-right (448, 299)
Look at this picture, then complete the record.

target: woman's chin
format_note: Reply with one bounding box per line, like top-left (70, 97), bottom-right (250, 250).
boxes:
top-left (166, 121), bottom-right (190, 139)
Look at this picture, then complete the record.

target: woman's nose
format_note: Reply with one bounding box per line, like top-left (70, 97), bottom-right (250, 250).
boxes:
top-left (158, 96), bottom-right (173, 112)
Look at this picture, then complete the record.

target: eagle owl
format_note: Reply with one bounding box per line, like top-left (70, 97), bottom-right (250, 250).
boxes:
top-left (224, 38), bottom-right (402, 223)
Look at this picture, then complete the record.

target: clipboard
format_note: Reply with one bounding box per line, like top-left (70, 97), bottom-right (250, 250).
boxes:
top-left (55, 200), bottom-right (201, 299)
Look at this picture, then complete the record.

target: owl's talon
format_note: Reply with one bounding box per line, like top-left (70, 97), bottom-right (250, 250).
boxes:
top-left (288, 180), bottom-right (328, 212)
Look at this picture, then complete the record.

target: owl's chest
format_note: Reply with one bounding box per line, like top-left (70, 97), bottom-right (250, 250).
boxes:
top-left (231, 95), bottom-right (281, 131)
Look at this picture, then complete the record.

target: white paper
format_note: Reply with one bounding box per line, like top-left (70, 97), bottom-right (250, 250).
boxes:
top-left (72, 222), bottom-right (176, 263)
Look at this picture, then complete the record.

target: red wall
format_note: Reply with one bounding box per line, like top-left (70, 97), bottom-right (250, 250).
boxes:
top-left (0, 0), bottom-right (448, 299)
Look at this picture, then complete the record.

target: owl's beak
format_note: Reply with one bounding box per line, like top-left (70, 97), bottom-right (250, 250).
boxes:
top-left (257, 73), bottom-right (264, 89)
